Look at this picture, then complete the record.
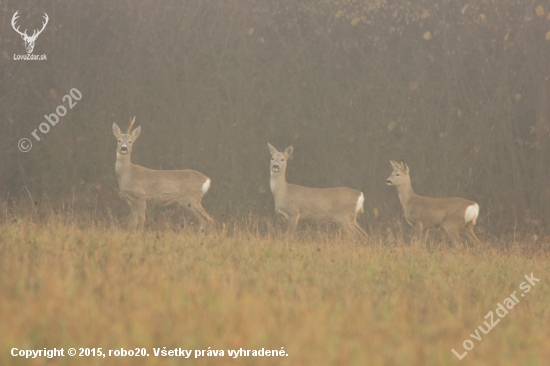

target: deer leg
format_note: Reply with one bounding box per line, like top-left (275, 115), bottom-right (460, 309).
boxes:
top-left (352, 226), bottom-right (367, 242)
top-left (136, 198), bottom-right (146, 231)
top-left (196, 201), bottom-right (213, 225)
top-left (412, 223), bottom-right (424, 244)
top-left (351, 221), bottom-right (368, 240)
top-left (337, 218), bottom-right (366, 241)
top-left (185, 203), bottom-right (205, 231)
top-left (185, 201), bottom-right (212, 232)
top-left (334, 218), bottom-right (354, 239)
top-left (286, 214), bottom-right (300, 235)
top-left (463, 223), bottom-right (481, 246)
top-left (420, 229), bottom-right (429, 246)
top-left (339, 223), bottom-right (356, 240)
top-left (351, 215), bottom-right (368, 239)
top-left (125, 197), bottom-right (139, 230)
top-left (443, 227), bottom-right (460, 248)
top-left (353, 225), bottom-right (368, 240)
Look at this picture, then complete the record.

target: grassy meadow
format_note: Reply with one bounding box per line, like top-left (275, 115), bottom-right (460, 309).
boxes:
top-left (1, 215), bottom-right (549, 366)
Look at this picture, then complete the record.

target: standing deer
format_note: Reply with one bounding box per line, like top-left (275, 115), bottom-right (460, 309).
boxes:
top-left (267, 143), bottom-right (367, 239)
top-left (113, 117), bottom-right (213, 231)
top-left (386, 160), bottom-right (481, 246)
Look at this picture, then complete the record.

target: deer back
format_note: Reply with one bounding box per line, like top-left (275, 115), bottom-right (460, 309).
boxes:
top-left (278, 183), bottom-right (362, 221)
top-left (118, 165), bottom-right (209, 205)
top-left (405, 195), bottom-right (477, 229)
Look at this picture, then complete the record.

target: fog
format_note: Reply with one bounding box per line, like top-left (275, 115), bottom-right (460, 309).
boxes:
top-left (2, 1), bottom-right (549, 235)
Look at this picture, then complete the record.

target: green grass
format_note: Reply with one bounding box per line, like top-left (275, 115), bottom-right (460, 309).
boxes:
top-left (0, 219), bottom-right (549, 365)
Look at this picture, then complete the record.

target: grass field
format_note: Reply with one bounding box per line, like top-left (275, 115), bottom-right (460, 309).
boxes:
top-left (1, 217), bottom-right (549, 366)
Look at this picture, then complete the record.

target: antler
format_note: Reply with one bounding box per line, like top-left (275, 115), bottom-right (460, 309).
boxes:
top-left (30, 13), bottom-right (49, 39)
top-left (127, 116), bottom-right (136, 133)
top-left (11, 12), bottom-right (48, 40)
top-left (11, 11), bottom-right (27, 37)
top-left (400, 160), bottom-right (409, 173)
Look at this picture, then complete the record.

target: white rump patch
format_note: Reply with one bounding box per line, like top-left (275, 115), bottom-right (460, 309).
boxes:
top-left (465, 203), bottom-right (479, 224)
top-left (355, 192), bottom-right (364, 213)
top-left (201, 178), bottom-right (211, 193)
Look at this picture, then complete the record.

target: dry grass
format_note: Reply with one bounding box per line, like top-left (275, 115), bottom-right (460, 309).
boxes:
top-left (1, 217), bottom-right (549, 366)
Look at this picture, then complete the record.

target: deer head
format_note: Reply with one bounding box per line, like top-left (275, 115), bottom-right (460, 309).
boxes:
top-left (386, 160), bottom-right (410, 187)
top-left (268, 143), bottom-right (293, 175)
top-left (113, 117), bottom-right (141, 156)
top-left (12, 11), bottom-right (49, 54)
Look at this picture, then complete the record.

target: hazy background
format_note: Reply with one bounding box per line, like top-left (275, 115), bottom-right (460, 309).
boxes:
top-left (1, 0), bottom-right (549, 235)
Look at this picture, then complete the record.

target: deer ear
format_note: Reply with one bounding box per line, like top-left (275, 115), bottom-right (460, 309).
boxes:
top-left (284, 146), bottom-right (293, 159)
top-left (130, 126), bottom-right (141, 140)
top-left (267, 143), bottom-right (278, 156)
top-left (113, 123), bottom-right (122, 138)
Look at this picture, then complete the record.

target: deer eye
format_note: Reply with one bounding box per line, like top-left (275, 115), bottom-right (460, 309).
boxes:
top-left (129, 141), bottom-right (132, 144)
top-left (281, 158), bottom-right (285, 161)
top-left (118, 140), bottom-right (121, 143)
top-left (271, 157), bottom-right (274, 160)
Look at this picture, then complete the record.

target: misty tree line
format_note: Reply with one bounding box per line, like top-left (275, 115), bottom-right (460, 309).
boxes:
top-left (1, 0), bottom-right (549, 235)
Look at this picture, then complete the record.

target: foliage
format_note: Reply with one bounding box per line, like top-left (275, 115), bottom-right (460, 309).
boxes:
top-left (1, 0), bottom-right (550, 234)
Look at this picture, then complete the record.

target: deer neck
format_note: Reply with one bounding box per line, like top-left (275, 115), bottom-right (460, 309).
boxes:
top-left (270, 170), bottom-right (289, 198)
top-left (395, 180), bottom-right (416, 207)
top-left (115, 152), bottom-right (133, 175)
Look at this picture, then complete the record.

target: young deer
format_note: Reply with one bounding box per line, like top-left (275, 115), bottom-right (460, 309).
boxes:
top-left (267, 143), bottom-right (367, 239)
top-left (113, 117), bottom-right (213, 231)
top-left (386, 160), bottom-right (481, 246)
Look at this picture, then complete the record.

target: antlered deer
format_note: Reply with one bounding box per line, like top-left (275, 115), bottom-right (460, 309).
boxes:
top-left (386, 160), bottom-right (481, 246)
top-left (267, 143), bottom-right (367, 239)
top-left (113, 117), bottom-right (212, 231)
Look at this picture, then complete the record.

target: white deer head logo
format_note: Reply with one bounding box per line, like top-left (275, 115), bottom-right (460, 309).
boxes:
top-left (11, 11), bottom-right (49, 54)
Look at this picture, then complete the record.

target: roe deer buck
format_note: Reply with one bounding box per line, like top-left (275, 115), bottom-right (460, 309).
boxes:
top-left (386, 160), bottom-right (481, 246)
top-left (267, 143), bottom-right (367, 239)
top-left (113, 117), bottom-right (213, 231)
